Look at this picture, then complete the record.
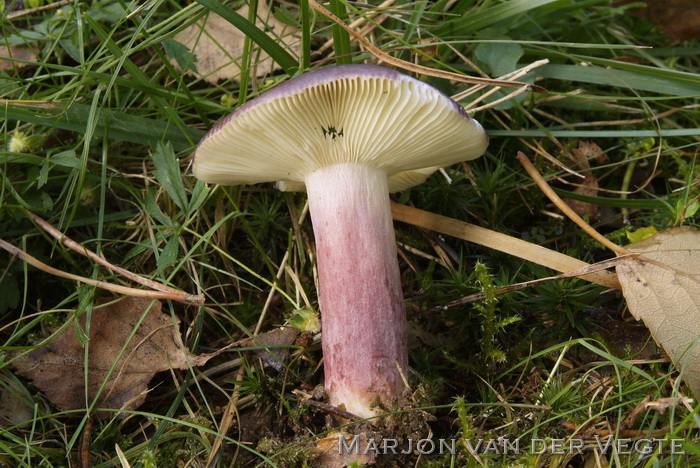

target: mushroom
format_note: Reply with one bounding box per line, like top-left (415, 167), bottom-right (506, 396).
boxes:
top-left (274, 166), bottom-right (439, 193)
top-left (194, 64), bottom-right (488, 418)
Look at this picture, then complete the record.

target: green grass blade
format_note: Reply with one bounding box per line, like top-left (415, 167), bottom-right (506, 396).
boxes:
top-left (237, 0), bottom-right (258, 106)
top-left (83, 14), bottom-right (193, 138)
top-left (534, 64), bottom-right (700, 96)
top-left (572, 54), bottom-right (700, 87)
top-left (299, 0), bottom-right (311, 70)
top-left (434, 0), bottom-right (560, 36)
top-left (3, 103), bottom-right (205, 150)
top-left (398, 0), bottom-right (428, 62)
top-left (152, 142), bottom-right (189, 211)
top-left (329, 0), bottom-right (352, 64)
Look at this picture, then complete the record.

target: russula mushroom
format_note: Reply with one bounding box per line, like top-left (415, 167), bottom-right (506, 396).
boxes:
top-left (275, 166), bottom-right (439, 193)
top-left (194, 64), bottom-right (488, 418)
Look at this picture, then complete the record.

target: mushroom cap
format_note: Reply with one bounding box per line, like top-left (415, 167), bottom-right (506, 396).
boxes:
top-left (194, 64), bottom-right (488, 186)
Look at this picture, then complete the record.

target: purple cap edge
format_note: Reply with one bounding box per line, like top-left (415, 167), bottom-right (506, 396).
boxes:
top-left (197, 64), bottom-right (472, 149)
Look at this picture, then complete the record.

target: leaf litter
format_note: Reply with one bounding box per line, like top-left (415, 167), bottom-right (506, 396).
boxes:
top-left (173, 2), bottom-right (300, 83)
top-left (518, 152), bottom-right (700, 399)
top-left (617, 0), bottom-right (700, 41)
top-left (615, 226), bottom-right (700, 398)
top-left (11, 296), bottom-right (305, 419)
top-left (12, 297), bottom-right (209, 418)
top-left (562, 141), bottom-right (603, 221)
top-left (0, 44), bottom-right (37, 72)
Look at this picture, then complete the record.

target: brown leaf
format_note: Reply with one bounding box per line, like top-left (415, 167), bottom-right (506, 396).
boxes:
top-left (0, 379), bottom-right (34, 428)
top-left (616, 0), bottom-right (700, 41)
top-left (615, 226), bottom-right (700, 397)
top-left (315, 433), bottom-right (376, 468)
top-left (13, 297), bottom-right (209, 418)
top-left (596, 320), bottom-right (658, 360)
top-left (238, 326), bottom-right (299, 371)
top-left (0, 44), bottom-right (37, 71)
top-left (173, 3), bottom-right (300, 84)
top-left (563, 141), bottom-right (601, 220)
top-left (645, 396), bottom-right (693, 414)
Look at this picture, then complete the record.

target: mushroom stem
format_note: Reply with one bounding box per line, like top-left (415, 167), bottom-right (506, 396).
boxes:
top-left (304, 163), bottom-right (407, 418)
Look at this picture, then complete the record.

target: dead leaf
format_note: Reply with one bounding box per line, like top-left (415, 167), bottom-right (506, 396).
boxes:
top-left (615, 226), bottom-right (700, 397)
top-left (563, 141), bottom-right (602, 220)
top-left (416, 38), bottom-right (439, 63)
top-left (596, 320), bottom-right (658, 360)
top-left (645, 396), bottom-right (694, 414)
top-left (315, 433), bottom-right (376, 468)
top-left (238, 326), bottom-right (299, 371)
top-left (569, 140), bottom-right (607, 165)
top-left (13, 297), bottom-right (209, 418)
top-left (0, 44), bottom-right (37, 71)
top-left (0, 378), bottom-right (34, 428)
top-left (173, 3), bottom-right (300, 84)
top-left (616, 0), bottom-right (700, 41)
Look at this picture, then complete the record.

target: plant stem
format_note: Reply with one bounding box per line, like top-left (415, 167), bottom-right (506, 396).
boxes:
top-left (0, 240), bottom-right (202, 303)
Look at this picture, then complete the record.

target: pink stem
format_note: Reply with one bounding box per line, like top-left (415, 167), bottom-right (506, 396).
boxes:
top-left (304, 163), bottom-right (408, 418)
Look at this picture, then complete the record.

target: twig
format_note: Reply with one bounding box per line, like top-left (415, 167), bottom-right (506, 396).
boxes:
top-left (466, 85), bottom-right (531, 113)
top-left (301, 398), bottom-right (361, 422)
top-left (561, 421), bottom-right (671, 439)
top-left (78, 416), bottom-right (94, 468)
top-left (254, 251), bottom-right (289, 335)
top-left (620, 396), bottom-right (651, 431)
top-left (516, 152), bottom-right (631, 256)
top-left (459, 59), bottom-right (550, 108)
top-left (6, 0), bottom-right (70, 20)
top-left (413, 256), bottom-right (632, 316)
top-left (0, 240), bottom-right (203, 304)
top-left (26, 211), bottom-right (192, 297)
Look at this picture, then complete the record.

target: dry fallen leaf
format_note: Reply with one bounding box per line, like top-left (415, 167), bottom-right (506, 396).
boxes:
top-left (315, 433), bottom-right (376, 468)
top-left (596, 320), bottom-right (658, 360)
top-left (615, 226), bottom-right (700, 397)
top-left (0, 378), bottom-right (34, 428)
top-left (616, 0), bottom-right (700, 41)
top-left (563, 141), bottom-right (602, 220)
top-left (0, 44), bottom-right (37, 71)
top-left (173, 3), bottom-right (300, 83)
top-left (13, 297), bottom-right (209, 418)
top-left (645, 396), bottom-right (694, 414)
top-left (238, 326), bottom-right (299, 372)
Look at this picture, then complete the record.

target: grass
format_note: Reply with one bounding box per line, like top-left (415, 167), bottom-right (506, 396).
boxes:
top-left (1, 0), bottom-right (700, 466)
